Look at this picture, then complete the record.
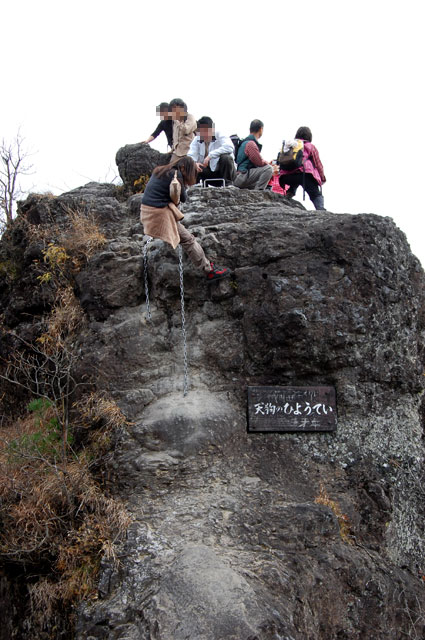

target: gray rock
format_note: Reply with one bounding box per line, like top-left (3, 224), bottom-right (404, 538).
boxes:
top-left (74, 189), bottom-right (425, 639)
top-left (2, 186), bottom-right (425, 640)
top-left (115, 144), bottom-right (170, 191)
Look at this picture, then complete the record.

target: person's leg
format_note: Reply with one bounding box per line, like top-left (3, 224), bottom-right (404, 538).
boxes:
top-left (304, 174), bottom-right (325, 210)
top-left (170, 153), bottom-right (183, 164)
top-left (215, 154), bottom-right (236, 183)
top-left (312, 194), bottom-right (325, 210)
top-left (197, 165), bottom-right (214, 184)
top-left (198, 155), bottom-right (235, 186)
top-left (234, 172), bottom-right (249, 189)
top-left (279, 173), bottom-right (302, 197)
top-left (178, 223), bottom-right (211, 272)
top-left (177, 223), bottom-right (230, 280)
top-left (244, 165), bottom-right (274, 190)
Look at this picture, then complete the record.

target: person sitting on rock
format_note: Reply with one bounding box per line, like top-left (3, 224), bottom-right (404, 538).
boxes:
top-left (234, 119), bottom-right (276, 190)
top-left (278, 126), bottom-right (326, 210)
top-left (169, 98), bottom-right (197, 162)
top-left (188, 116), bottom-right (236, 186)
top-left (142, 102), bottom-right (173, 149)
top-left (141, 156), bottom-right (230, 281)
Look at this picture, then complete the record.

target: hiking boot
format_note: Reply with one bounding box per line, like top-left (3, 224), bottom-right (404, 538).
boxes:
top-left (206, 262), bottom-right (230, 281)
top-left (312, 194), bottom-right (326, 210)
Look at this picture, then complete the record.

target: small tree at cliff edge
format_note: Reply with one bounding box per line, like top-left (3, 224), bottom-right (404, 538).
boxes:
top-left (0, 131), bottom-right (34, 229)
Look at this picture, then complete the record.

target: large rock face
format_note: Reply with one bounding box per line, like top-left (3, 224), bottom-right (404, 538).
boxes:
top-left (2, 147), bottom-right (425, 639)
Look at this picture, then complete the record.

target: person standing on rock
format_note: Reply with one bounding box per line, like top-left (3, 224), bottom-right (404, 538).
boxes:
top-left (278, 126), bottom-right (326, 210)
top-left (141, 156), bottom-right (230, 281)
top-left (188, 116), bottom-right (236, 186)
top-left (169, 98), bottom-right (197, 162)
top-left (142, 102), bottom-right (174, 149)
top-left (234, 119), bottom-right (276, 190)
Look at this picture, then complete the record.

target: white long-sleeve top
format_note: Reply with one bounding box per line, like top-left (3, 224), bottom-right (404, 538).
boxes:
top-left (188, 131), bottom-right (235, 172)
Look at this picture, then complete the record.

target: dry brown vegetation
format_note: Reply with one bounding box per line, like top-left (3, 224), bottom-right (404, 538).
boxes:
top-left (27, 202), bottom-right (106, 271)
top-left (37, 285), bottom-right (84, 353)
top-left (0, 393), bottom-right (131, 634)
top-left (315, 483), bottom-right (354, 544)
top-left (0, 207), bottom-right (130, 636)
top-left (60, 204), bottom-right (107, 263)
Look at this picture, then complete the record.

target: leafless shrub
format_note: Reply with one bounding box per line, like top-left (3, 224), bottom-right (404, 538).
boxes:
top-left (397, 589), bottom-right (425, 639)
top-left (0, 131), bottom-right (34, 226)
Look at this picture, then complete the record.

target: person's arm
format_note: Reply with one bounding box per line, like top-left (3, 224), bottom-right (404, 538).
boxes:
top-left (143, 121), bottom-right (164, 144)
top-left (188, 137), bottom-right (200, 162)
top-left (310, 145), bottom-right (326, 183)
top-left (244, 140), bottom-right (268, 167)
top-left (188, 137), bottom-right (204, 172)
top-left (207, 133), bottom-right (235, 164)
top-left (178, 113), bottom-right (197, 135)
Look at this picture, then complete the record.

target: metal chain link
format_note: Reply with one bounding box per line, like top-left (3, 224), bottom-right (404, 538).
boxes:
top-left (143, 236), bottom-right (153, 322)
top-left (144, 236), bottom-right (188, 397)
top-left (178, 245), bottom-right (189, 396)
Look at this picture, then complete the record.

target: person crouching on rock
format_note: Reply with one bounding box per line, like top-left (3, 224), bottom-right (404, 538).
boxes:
top-left (141, 156), bottom-right (230, 281)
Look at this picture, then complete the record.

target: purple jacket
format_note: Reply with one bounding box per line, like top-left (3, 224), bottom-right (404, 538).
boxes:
top-left (280, 141), bottom-right (325, 186)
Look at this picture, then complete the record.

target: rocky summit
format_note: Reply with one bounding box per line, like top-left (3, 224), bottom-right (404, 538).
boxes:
top-left (1, 145), bottom-right (425, 639)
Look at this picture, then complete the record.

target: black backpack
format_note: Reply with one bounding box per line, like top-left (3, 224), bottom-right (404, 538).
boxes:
top-left (230, 134), bottom-right (242, 162)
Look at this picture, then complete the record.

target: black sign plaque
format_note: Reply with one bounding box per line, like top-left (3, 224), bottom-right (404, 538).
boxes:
top-left (247, 386), bottom-right (337, 433)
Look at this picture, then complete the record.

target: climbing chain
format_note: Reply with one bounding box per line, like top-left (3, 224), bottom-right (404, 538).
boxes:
top-left (178, 244), bottom-right (189, 397)
top-left (143, 236), bottom-right (153, 322)
top-left (143, 237), bottom-right (188, 397)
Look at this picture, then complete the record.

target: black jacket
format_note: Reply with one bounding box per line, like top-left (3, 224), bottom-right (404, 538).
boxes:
top-left (150, 120), bottom-right (173, 148)
top-left (142, 170), bottom-right (187, 208)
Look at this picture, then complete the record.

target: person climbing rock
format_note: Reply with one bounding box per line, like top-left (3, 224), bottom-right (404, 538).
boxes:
top-left (278, 126), bottom-right (326, 210)
top-left (140, 156), bottom-right (230, 281)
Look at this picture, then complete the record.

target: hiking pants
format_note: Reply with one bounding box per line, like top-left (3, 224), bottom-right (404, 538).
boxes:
top-left (197, 154), bottom-right (236, 184)
top-left (279, 172), bottom-right (325, 210)
top-left (178, 223), bottom-right (211, 273)
top-left (234, 165), bottom-right (273, 190)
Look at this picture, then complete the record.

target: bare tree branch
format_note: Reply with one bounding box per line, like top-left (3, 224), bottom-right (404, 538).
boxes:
top-left (0, 130), bottom-right (34, 225)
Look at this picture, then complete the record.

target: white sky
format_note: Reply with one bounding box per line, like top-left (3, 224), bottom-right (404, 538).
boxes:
top-left (3, 0), bottom-right (425, 266)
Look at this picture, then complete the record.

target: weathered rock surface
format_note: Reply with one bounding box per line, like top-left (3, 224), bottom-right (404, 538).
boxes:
top-left (116, 143), bottom-right (170, 192)
top-left (1, 146), bottom-right (425, 639)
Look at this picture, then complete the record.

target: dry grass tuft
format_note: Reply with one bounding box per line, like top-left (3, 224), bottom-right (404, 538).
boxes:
top-left (74, 391), bottom-right (131, 457)
top-left (61, 206), bottom-right (106, 263)
top-left (37, 286), bottom-right (84, 353)
top-left (315, 483), bottom-right (354, 544)
top-left (75, 391), bottom-right (130, 430)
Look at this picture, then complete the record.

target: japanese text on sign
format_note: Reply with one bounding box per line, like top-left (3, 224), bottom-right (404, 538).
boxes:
top-left (247, 386), bottom-right (337, 433)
